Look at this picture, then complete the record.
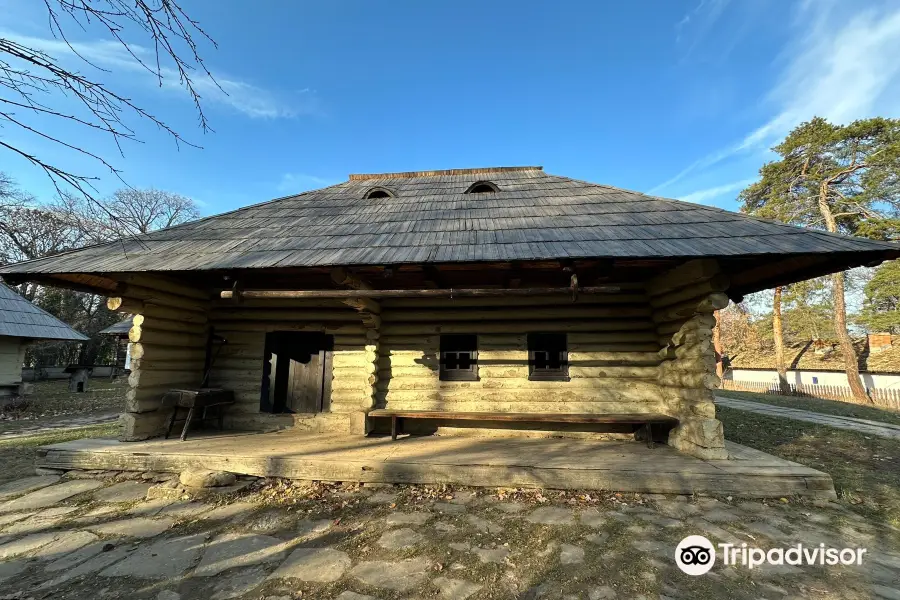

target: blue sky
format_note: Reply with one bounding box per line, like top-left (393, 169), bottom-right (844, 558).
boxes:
top-left (3, 0), bottom-right (900, 215)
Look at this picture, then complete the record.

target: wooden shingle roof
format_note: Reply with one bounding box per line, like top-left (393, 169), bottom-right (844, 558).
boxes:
top-left (1, 167), bottom-right (897, 286)
top-left (0, 283), bottom-right (88, 341)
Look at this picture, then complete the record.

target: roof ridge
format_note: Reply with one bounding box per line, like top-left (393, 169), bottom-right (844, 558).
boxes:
top-left (348, 166), bottom-right (543, 181)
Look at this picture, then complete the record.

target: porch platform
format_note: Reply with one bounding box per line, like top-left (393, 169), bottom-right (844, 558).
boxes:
top-left (37, 432), bottom-right (836, 499)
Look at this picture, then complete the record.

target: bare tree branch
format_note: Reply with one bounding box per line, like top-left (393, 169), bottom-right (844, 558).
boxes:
top-left (0, 1), bottom-right (218, 209)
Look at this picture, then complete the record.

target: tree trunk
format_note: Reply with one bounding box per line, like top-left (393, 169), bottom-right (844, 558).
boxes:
top-left (713, 310), bottom-right (724, 378)
top-left (772, 286), bottom-right (789, 394)
top-left (832, 271), bottom-right (870, 402)
top-left (818, 182), bottom-right (870, 403)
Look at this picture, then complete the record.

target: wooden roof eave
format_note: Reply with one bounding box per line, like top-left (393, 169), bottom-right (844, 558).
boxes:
top-left (726, 250), bottom-right (900, 300)
top-left (2, 272), bottom-right (120, 296)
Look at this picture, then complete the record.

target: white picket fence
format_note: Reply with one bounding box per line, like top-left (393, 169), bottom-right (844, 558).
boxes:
top-left (721, 379), bottom-right (900, 410)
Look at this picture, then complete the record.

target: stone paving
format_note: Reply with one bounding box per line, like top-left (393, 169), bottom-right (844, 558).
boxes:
top-left (715, 396), bottom-right (900, 439)
top-left (0, 471), bottom-right (898, 599)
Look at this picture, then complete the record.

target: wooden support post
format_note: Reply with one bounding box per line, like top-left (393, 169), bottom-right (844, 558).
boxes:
top-left (649, 260), bottom-right (729, 460)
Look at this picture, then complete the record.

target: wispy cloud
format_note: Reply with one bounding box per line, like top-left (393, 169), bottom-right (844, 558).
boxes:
top-left (2, 30), bottom-right (315, 119)
top-left (276, 173), bottom-right (334, 193)
top-left (675, 178), bottom-right (755, 204)
top-left (652, 2), bottom-right (900, 194)
top-left (675, 0), bottom-right (731, 56)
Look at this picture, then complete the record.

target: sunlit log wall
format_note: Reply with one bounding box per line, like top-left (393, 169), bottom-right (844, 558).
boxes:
top-left (648, 259), bottom-right (729, 459)
top-left (206, 299), bottom-right (375, 434)
top-left (113, 261), bottom-right (729, 460)
top-left (375, 288), bottom-right (669, 438)
top-left (107, 276), bottom-right (213, 441)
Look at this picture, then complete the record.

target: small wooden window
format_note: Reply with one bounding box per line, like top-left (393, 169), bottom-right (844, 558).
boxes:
top-left (440, 334), bottom-right (478, 381)
top-left (528, 333), bottom-right (568, 381)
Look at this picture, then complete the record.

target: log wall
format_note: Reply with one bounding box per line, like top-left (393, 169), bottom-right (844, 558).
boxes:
top-left (205, 299), bottom-right (375, 433)
top-left (648, 259), bottom-right (729, 459)
top-left (113, 265), bottom-right (732, 451)
top-left (108, 276), bottom-right (213, 441)
top-left (376, 291), bottom-right (669, 436)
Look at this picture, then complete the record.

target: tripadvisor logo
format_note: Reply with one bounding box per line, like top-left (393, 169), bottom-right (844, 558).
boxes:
top-left (675, 535), bottom-right (867, 575)
top-left (675, 535), bottom-right (716, 575)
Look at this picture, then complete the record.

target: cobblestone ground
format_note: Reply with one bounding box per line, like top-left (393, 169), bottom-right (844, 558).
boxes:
top-left (0, 471), bottom-right (898, 600)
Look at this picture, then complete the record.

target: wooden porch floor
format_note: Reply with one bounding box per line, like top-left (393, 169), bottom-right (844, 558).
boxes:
top-left (37, 433), bottom-right (836, 499)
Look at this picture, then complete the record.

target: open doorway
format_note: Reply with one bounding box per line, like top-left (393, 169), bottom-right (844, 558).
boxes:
top-left (260, 332), bottom-right (333, 414)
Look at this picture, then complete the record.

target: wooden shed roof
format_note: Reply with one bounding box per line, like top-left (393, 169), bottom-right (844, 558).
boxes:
top-left (0, 283), bottom-right (88, 341)
top-left (1, 167), bottom-right (897, 295)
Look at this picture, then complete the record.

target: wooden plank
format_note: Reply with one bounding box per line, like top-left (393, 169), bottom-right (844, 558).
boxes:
top-left (367, 410), bottom-right (678, 424)
top-left (37, 435), bottom-right (836, 499)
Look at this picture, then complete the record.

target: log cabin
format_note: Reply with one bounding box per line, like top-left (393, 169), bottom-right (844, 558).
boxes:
top-left (0, 282), bottom-right (88, 397)
top-left (1, 166), bottom-right (897, 460)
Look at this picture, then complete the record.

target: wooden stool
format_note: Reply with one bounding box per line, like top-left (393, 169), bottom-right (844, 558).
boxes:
top-left (162, 388), bottom-right (234, 441)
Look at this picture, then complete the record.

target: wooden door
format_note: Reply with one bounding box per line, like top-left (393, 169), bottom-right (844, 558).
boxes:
top-left (261, 332), bottom-right (333, 414)
top-left (286, 350), bottom-right (321, 413)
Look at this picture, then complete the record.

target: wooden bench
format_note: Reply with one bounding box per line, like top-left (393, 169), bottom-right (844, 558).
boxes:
top-left (367, 410), bottom-right (678, 446)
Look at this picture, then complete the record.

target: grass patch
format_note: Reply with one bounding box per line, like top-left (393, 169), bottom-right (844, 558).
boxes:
top-left (717, 389), bottom-right (900, 427)
top-left (0, 379), bottom-right (125, 431)
top-left (0, 422), bottom-right (118, 483)
top-left (718, 405), bottom-right (900, 527)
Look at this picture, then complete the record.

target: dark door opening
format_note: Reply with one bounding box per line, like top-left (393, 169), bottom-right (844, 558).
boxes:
top-left (260, 332), bottom-right (333, 414)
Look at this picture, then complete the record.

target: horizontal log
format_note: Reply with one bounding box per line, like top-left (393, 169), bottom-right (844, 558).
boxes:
top-left (646, 259), bottom-right (721, 297)
top-left (334, 336), bottom-right (368, 347)
top-left (379, 386), bottom-right (667, 403)
top-left (213, 356), bottom-right (265, 370)
top-left (209, 309), bottom-right (362, 322)
top-left (381, 306), bottom-right (651, 322)
top-left (130, 357), bottom-right (206, 372)
top-left (128, 369), bottom-right (201, 388)
top-left (222, 286), bottom-right (622, 300)
top-left (334, 357), bottom-right (378, 369)
top-left (657, 371), bottom-right (720, 389)
top-left (568, 343), bottom-right (661, 353)
top-left (569, 366), bottom-right (657, 379)
top-left (202, 330), bottom-right (265, 345)
top-left (116, 284), bottom-right (210, 311)
top-left (127, 303), bottom-right (208, 324)
top-left (380, 294), bottom-right (649, 308)
top-left (210, 322), bottom-right (366, 335)
top-left (107, 297), bottom-right (140, 313)
top-left (112, 273), bottom-right (211, 300)
top-left (213, 298), bottom-right (350, 310)
top-left (341, 297), bottom-right (382, 315)
top-left (208, 380), bottom-right (264, 393)
top-left (567, 332), bottom-right (659, 344)
top-left (658, 358), bottom-right (716, 374)
top-left (656, 314), bottom-right (716, 336)
top-left (332, 380), bottom-right (371, 392)
top-left (652, 293), bottom-right (730, 324)
top-left (649, 275), bottom-right (731, 309)
top-left (131, 314), bottom-right (206, 334)
top-left (568, 351), bottom-right (661, 364)
top-left (129, 343), bottom-right (208, 362)
top-left (377, 377), bottom-right (664, 395)
top-left (380, 401), bottom-right (670, 414)
top-left (128, 326), bottom-right (205, 347)
top-left (665, 387), bottom-right (715, 403)
top-left (382, 320), bottom-right (653, 335)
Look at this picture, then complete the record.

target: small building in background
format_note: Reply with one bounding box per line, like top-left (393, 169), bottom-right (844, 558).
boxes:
top-left (0, 282), bottom-right (88, 397)
top-left (98, 318), bottom-right (134, 373)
